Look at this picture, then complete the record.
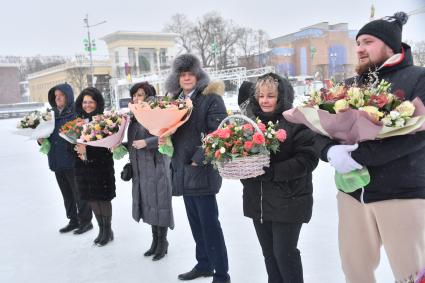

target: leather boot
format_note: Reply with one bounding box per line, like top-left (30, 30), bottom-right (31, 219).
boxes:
top-left (93, 215), bottom-right (103, 244)
top-left (152, 226), bottom-right (168, 261)
top-left (97, 216), bottom-right (114, 247)
top-left (144, 225), bottom-right (158, 256)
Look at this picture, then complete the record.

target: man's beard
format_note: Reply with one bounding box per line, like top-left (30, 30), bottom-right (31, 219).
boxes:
top-left (355, 57), bottom-right (383, 75)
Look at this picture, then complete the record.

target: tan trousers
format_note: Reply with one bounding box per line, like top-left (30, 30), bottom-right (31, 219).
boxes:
top-left (337, 192), bottom-right (425, 283)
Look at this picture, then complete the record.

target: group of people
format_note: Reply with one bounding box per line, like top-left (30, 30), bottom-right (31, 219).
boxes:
top-left (39, 12), bottom-right (424, 283)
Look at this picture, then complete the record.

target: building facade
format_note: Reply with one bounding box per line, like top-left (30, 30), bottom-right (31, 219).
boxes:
top-left (0, 64), bottom-right (21, 104)
top-left (100, 31), bottom-right (178, 80)
top-left (27, 60), bottom-right (111, 102)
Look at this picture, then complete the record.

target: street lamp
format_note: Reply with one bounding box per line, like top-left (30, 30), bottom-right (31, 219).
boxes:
top-left (83, 15), bottom-right (106, 87)
top-left (329, 52), bottom-right (337, 78)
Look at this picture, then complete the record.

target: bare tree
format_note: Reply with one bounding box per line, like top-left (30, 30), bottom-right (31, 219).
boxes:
top-left (412, 41), bottom-right (425, 67)
top-left (67, 55), bottom-right (89, 93)
top-left (163, 13), bottom-right (194, 53)
top-left (237, 28), bottom-right (269, 68)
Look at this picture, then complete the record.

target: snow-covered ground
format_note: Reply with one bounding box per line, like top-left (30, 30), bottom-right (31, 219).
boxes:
top-left (0, 118), bottom-right (392, 283)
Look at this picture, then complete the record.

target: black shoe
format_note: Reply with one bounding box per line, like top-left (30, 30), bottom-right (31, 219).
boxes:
top-left (178, 268), bottom-right (214, 281)
top-left (212, 278), bottom-right (231, 283)
top-left (59, 222), bottom-right (79, 233)
top-left (152, 226), bottom-right (168, 261)
top-left (93, 215), bottom-right (104, 244)
top-left (73, 223), bottom-right (93, 235)
top-left (97, 216), bottom-right (113, 247)
top-left (144, 225), bottom-right (158, 257)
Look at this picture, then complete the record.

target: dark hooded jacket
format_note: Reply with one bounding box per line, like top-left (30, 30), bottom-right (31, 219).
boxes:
top-left (47, 83), bottom-right (76, 172)
top-left (73, 88), bottom-right (116, 201)
top-left (241, 73), bottom-right (319, 223)
top-left (315, 44), bottom-right (425, 203)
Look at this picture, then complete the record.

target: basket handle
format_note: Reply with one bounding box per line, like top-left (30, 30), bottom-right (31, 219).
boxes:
top-left (218, 114), bottom-right (263, 135)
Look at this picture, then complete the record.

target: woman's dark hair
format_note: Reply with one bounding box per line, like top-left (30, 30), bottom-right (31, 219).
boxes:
top-left (129, 82), bottom-right (157, 99)
top-left (75, 87), bottom-right (105, 117)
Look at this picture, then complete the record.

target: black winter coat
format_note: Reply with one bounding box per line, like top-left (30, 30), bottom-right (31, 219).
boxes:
top-left (170, 81), bottom-right (227, 196)
top-left (242, 73), bottom-right (318, 223)
top-left (315, 44), bottom-right (425, 203)
top-left (73, 89), bottom-right (116, 201)
top-left (46, 84), bottom-right (76, 172)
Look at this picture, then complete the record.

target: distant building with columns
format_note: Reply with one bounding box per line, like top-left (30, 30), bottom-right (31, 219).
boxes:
top-left (100, 31), bottom-right (178, 80)
top-left (240, 22), bottom-right (358, 81)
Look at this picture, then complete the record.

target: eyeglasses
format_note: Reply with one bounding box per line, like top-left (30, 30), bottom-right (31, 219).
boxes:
top-left (82, 101), bottom-right (96, 105)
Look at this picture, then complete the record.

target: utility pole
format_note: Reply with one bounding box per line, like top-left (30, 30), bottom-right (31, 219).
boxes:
top-left (83, 15), bottom-right (106, 87)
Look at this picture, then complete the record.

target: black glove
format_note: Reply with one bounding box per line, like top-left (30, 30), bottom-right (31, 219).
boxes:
top-left (257, 166), bottom-right (274, 182)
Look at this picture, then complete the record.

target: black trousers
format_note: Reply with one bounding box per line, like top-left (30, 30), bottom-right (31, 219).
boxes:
top-left (55, 169), bottom-right (92, 225)
top-left (253, 219), bottom-right (303, 283)
top-left (183, 195), bottom-right (230, 282)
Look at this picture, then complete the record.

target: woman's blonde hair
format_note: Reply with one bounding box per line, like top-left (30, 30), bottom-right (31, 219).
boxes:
top-left (255, 75), bottom-right (279, 99)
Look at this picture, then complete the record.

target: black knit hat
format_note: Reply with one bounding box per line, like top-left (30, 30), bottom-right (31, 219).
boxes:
top-left (356, 12), bottom-right (409, 53)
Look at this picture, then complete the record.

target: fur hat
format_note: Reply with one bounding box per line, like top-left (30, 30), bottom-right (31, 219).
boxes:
top-left (129, 82), bottom-right (156, 98)
top-left (356, 12), bottom-right (409, 53)
top-left (165, 53), bottom-right (210, 95)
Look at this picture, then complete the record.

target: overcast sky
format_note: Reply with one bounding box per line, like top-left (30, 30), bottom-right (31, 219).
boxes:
top-left (1, 0), bottom-right (424, 57)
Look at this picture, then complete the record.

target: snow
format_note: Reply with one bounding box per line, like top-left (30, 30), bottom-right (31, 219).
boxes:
top-left (0, 118), bottom-right (393, 283)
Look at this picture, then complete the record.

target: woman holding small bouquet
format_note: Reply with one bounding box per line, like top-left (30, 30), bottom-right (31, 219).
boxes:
top-left (126, 82), bottom-right (174, 261)
top-left (74, 87), bottom-right (116, 247)
top-left (241, 73), bottom-right (318, 283)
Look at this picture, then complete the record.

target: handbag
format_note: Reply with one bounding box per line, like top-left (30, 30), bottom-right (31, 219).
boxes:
top-left (120, 162), bottom-right (132, 181)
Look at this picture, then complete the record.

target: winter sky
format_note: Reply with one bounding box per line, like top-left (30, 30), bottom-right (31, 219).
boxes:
top-left (0, 0), bottom-right (424, 57)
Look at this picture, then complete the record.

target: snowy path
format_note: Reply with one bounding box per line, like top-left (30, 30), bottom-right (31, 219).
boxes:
top-left (0, 118), bottom-right (392, 283)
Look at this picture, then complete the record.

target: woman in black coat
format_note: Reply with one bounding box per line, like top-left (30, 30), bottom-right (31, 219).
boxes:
top-left (74, 87), bottom-right (116, 247)
top-left (240, 73), bottom-right (318, 283)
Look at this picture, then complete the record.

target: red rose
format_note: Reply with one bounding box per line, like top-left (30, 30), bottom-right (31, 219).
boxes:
top-left (244, 141), bottom-right (253, 151)
top-left (369, 94), bottom-right (388, 108)
top-left (218, 128), bottom-right (231, 139)
top-left (214, 150), bottom-right (221, 159)
top-left (252, 133), bottom-right (265, 144)
top-left (276, 129), bottom-right (287, 142)
top-left (394, 89), bottom-right (405, 100)
top-left (257, 122), bottom-right (266, 132)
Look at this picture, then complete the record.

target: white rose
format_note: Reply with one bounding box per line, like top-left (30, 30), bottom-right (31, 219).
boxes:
top-left (334, 99), bottom-right (349, 113)
top-left (396, 101), bottom-right (415, 117)
top-left (220, 147), bottom-right (226, 154)
top-left (212, 143), bottom-right (217, 148)
top-left (389, 111), bottom-right (400, 120)
top-left (395, 118), bottom-right (405, 127)
top-left (381, 116), bottom-right (393, 127)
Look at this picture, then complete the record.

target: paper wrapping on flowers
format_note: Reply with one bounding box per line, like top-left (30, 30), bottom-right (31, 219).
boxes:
top-left (14, 110), bottom-right (55, 140)
top-left (77, 114), bottom-right (129, 149)
top-left (283, 97), bottom-right (425, 144)
top-left (128, 100), bottom-right (192, 138)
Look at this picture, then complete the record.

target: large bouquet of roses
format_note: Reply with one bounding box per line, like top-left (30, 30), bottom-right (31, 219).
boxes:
top-left (77, 110), bottom-right (129, 159)
top-left (203, 114), bottom-right (287, 179)
top-left (59, 118), bottom-right (86, 144)
top-left (283, 78), bottom-right (425, 192)
top-left (128, 96), bottom-right (193, 157)
top-left (15, 109), bottom-right (55, 154)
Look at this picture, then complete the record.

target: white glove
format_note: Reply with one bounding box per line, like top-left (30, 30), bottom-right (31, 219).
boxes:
top-left (327, 144), bottom-right (362, 174)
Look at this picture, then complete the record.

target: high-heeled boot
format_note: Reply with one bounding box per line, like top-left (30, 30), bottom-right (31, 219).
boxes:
top-left (93, 215), bottom-right (104, 244)
top-left (144, 225), bottom-right (158, 256)
top-left (152, 226), bottom-right (168, 261)
top-left (97, 216), bottom-right (114, 247)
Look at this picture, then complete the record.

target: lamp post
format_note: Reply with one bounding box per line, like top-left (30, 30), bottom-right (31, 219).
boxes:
top-left (329, 52), bottom-right (337, 78)
top-left (83, 15), bottom-right (106, 87)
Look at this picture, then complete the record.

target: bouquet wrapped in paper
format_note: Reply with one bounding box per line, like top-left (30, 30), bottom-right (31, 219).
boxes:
top-left (202, 114), bottom-right (286, 179)
top-left (59, 118), bottom-right (86, 144)
top-left (77, 110), bottom-right (129, 160)
top-left (15, 109), bottom-right (55, 154)
top-left (128, 97), bottom-right (193, 157)
top-left (283, 79), bottom-right (425, 192)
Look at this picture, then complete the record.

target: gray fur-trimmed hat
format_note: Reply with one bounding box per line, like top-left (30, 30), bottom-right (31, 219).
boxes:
top-left (165, 53), bottom-right (210, 95)
top-left (357, 12), bottom-right (408, 53)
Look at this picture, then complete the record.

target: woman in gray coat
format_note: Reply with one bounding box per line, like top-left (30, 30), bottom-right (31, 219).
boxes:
top-left (127, 82), bottom-right (174, 261)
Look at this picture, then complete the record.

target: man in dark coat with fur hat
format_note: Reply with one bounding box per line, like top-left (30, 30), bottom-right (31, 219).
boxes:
top-left (39, 83), bottom-right (93, 234)
top-left (163, 54), bottom-right (230, 283)
top-left (314, 12), bottom-right (425, 282)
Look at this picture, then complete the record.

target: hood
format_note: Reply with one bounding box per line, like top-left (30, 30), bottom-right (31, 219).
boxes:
top-left (249, 73), bottom-right (294, 121)
top-left (48, 83), bottom-right (74, 110)
top-left (75, 87), bottom-right (105, 120)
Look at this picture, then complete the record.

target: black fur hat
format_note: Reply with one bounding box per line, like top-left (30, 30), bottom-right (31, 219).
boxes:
top-left (165, 53), bottom-right (210, 95)
top-left (357, 12), bottom-right (409, 53)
